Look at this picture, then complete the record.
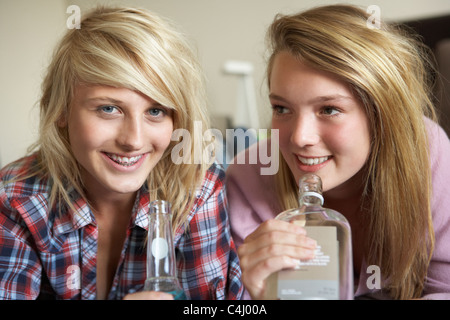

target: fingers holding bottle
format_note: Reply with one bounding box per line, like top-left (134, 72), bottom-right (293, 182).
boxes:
top-left (237, 219), bottom-right (317, 299)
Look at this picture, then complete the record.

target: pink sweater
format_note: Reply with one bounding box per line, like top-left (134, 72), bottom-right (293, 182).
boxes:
top-left (226, 119), bottom-right (450, 299)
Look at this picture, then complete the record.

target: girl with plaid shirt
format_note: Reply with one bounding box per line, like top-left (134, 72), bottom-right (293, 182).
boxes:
top-left (0, 6), bottom-right (242, 300)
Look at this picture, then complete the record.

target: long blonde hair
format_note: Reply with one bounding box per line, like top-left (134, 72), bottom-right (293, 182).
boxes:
top-left (267, 5), bottom-right (437, 299)
top-left (29, 6), bottom-right (211, 231)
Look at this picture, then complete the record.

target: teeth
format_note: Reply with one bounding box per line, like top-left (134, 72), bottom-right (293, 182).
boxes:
top-left (298, 156), bottom-right (329, 166)
top-left (107, 153), bottom-right (143, 166)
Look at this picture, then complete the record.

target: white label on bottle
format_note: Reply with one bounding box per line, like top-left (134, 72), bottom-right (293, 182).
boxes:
top-left (151, 237), bottom-right (169, 260)
top-left (277, 226), bottom-right (339, 299)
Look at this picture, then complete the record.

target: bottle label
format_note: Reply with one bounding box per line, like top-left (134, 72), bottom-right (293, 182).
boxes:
top-left (151, 237), bottom-right (169, 260)
top-left (277, 226), bottom-right (339, 299)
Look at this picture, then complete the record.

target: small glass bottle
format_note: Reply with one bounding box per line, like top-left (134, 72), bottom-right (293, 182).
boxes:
top-left (265, 173), bottom-right (353, 300)
top-left (144, 200), bottom-right (187, 300)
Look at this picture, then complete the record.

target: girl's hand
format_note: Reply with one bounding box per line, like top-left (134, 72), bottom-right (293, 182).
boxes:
top-left (237, 219), bottom-right (316, 299)
top-left (123, 291), bottom-right (174, 300)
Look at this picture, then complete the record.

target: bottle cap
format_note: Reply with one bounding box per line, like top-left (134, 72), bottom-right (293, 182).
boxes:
top-left (299, 174), bottom-right (324, 205)
top-left (301, 191), bottom-right (324, 205)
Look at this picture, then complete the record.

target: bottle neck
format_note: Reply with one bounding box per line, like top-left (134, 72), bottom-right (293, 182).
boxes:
top-left (147, 212), bottom-right (177, 279)
top-left (300, 191), bottom-right (324, 207)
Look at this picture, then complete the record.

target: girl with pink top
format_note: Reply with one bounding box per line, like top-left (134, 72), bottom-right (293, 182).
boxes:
top-left (226, 4), bottom-right (450, 300)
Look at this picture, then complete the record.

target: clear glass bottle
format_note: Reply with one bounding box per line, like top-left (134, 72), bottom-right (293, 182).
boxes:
top-left (265, 173), bottom-right (353, 300)
top-left (144, 200), bottom-right (187, 300)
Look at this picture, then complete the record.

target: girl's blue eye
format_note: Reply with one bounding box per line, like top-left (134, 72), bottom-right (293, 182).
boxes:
top-left (148, 107), bottom-right (169, 117)
top-left (149, 108), bottom-right (162, 116)
top-left (100, 105), bottom-right (117, 113)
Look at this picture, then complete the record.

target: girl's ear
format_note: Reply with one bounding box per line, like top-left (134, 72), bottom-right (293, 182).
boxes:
top-left (57, 113), bottom-right (67, 128)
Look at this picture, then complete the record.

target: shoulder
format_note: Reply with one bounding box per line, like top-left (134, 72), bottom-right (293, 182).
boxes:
top-left (423, 119), bottom-right (450, 296)
top-left (225, 139), bottom-right (277, 192)
top-left (205, 161), bottom-right (225, 183)
top-left (425, 118), bottom-right (450, 156)
top-left (0, 154), bottom-right (55, 250)
top-left (197, 161), bottom-right (225, 198)
top-left (425, 118), bottom-right (450, 242)
top-left (185, 162), bottom-right (226, 220)
top-left (0, 153), bottom-right (50, 198)
top-left (225, 140), bottom-right (281, 246)
top-left (1, 154), bottom-right (36, 180)
top-left (425, 118), bottom-right (450, 182)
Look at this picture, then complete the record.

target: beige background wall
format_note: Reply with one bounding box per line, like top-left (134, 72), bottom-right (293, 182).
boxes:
top-left (1, 0), bottom-right (450, 167)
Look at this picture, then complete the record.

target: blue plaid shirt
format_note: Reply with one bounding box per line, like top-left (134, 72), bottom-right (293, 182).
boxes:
top-left (0, 154), bottom-right (243, 299)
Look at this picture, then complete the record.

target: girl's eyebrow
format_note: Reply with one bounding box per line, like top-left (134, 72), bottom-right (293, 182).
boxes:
top-left (309, 94), bottom-right (353, 103)
top-left (84, 97), bottom-right (166, 107)
top-left (268, 93), bottom-right (289, 103)
top-left (269, 93), bottom-right (352, 104)
top-left (83, 97), bottom-right (123, 104)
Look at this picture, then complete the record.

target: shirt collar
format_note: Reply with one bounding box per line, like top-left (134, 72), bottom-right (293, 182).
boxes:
top-left (130, 187), bottom-right (150, 231)
top-left (53, 185), bottom-right (150, 236)
top-left (52, 186), bottom-right (94, 236)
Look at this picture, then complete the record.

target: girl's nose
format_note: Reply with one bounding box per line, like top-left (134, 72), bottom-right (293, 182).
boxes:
top-left (290, 115), bottom-right (320, 148)
top-left (117, 116), bottom-right (144, 151)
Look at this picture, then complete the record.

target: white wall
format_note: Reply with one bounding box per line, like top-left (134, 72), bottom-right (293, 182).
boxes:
top-left (1, 0), bottom-right (450, 166)
top-left (0, 0), bottom-right (67, 167)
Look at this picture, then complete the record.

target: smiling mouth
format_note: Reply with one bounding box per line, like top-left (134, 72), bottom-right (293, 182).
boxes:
top-left (297, 155), bottom-right (330, 166)
top-left (105, 153), bottom-right (144, 167)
